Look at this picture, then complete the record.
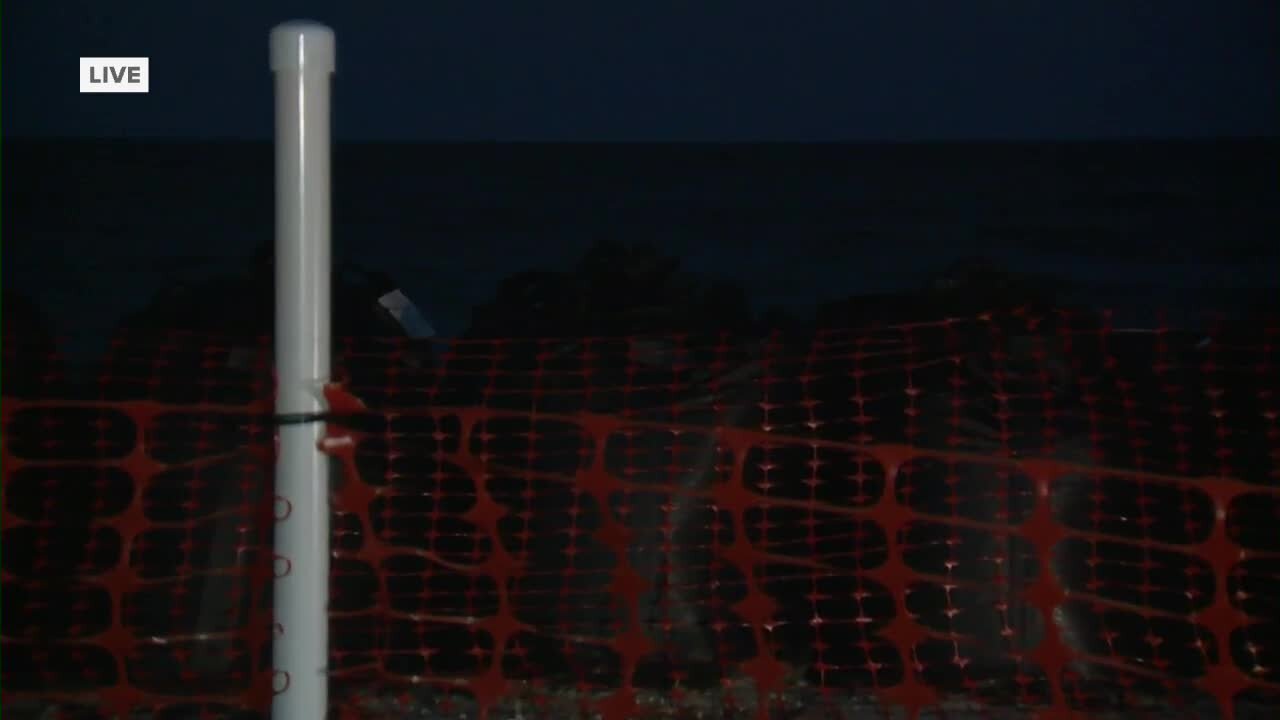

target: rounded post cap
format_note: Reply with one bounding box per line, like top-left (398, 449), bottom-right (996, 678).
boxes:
top-left (270, 21), bottom-right (335, 73)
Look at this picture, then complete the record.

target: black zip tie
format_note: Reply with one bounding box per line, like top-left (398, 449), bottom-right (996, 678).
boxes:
top-left (271, 411), bottom-right (337, 426)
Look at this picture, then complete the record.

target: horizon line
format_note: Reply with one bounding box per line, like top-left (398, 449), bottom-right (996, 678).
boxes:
top-left (6, 134), bottom-right (1278, 147)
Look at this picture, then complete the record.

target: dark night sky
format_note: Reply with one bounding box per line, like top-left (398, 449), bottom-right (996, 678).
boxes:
top-left (4, 1), bottom-right (1277, 141)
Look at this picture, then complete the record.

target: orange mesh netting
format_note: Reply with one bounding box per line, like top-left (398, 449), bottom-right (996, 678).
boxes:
top-left (2, 309), bottom-right (1278, 719)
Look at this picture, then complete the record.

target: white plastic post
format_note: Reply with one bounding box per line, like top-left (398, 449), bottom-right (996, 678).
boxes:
top-left (270, 20), bottom-right (335, 720)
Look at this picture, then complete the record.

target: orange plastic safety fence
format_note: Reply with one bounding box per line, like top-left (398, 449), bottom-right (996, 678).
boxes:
top-left (2, 309), bottom-right (1277, 720)
top-left (2, 331), bottom-right (278, 719)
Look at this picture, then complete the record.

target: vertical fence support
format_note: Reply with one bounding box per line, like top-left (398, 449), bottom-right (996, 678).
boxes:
top-left (270, 20), bottom-right (335, 720)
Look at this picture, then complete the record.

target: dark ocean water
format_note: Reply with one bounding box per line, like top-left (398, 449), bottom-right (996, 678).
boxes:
top-left (4, 138), bottom-right (1278, 370)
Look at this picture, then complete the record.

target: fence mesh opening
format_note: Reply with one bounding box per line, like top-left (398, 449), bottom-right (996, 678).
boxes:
top-left (2, 309), bottom-right (1277, 719)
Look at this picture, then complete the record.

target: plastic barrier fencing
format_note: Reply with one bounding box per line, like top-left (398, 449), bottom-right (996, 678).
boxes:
top-left (2, 309), bottom-right (1277, 719)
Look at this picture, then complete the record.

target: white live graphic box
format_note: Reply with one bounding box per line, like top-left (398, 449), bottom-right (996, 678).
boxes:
top-left (80, 57), bottom-right (150, 93)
